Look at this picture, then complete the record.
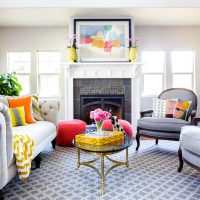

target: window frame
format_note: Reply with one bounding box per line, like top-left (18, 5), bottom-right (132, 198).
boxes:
top-left (170, 50), bottom-right (195, 90)
top-left (37, 50), bottom-right (61, 98)
top-left (141, 50), bottom-right (166, 97)
top-left (7, 51), bottom-right (31, 94)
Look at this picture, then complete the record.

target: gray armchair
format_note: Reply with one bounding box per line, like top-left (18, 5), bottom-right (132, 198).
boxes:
top-left (136, 88), bottom-right (198, 151)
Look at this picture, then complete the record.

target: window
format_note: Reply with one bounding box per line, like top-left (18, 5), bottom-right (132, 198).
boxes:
top-left (7, 52), bottom-right (31, 94)
top-left (38, 51), bottom-right (61, 97)
top-left (171, 51), bottom-right (194, 89)
top-left (142, 51), bottom-right (165, 96)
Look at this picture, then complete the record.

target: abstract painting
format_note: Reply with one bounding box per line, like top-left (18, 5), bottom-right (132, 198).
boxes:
top-left (74, 19), bottom-right (131, 62)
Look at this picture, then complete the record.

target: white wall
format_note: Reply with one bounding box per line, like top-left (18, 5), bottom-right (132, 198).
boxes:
top-left (135, 26), bottom-right (200, 115)
top-left (0, 27), bottom-right (69, 120)
top-left (0, 26), bottom-right (200, 119)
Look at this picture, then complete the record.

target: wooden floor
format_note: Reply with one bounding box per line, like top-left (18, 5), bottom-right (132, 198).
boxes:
top-left (141, 137), bottom-right (154, 140)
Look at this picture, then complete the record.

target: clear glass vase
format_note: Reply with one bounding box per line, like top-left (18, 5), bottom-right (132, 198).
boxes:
top-left (95, 120), bottom-right (103, 135)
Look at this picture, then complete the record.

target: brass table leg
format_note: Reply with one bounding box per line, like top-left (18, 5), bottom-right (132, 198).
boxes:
top-left (77, 148), bottom-right (80, 169)
top-left (100, 154), bottom-right (105, 195)
top-left (76, 147), bottom-right (131, 195)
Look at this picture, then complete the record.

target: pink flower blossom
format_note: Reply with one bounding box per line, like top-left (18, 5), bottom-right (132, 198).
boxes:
top-left (104, 111), bottom-right (111, 119)
top-left (99, 113), bottom-right (106, 120)
top-left (67, 34), bottom-right (78, 48)
top-left (90, 108), bottom-right (112, 121)
top-left (128, 37), bottom-right (142, 48)
top-left (94, 116), bottom-right (101, 122)
top-left (90, 111), bottom-right (95, 119)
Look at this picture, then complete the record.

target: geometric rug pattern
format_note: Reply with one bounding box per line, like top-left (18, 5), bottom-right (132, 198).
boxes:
top-left (1, 140), bottom-right (200, 200)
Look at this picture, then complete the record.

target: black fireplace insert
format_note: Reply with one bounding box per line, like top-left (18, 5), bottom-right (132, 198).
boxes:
top-left (80, 95), bottom-right (125, 124)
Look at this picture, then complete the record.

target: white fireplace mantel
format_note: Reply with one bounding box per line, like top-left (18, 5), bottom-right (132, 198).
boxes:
top-left (62, 62), bottom-right (143, 130)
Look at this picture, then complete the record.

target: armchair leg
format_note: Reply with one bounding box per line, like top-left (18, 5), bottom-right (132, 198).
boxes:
top-left (178, 147), bottom-right (183, 172)
top-left (0, 189), bottom-right (4, 198)
top-left (51, 138), bottom-right (56, 149)
top-left (155, 138), bottom-right (158, 145)
top-left (34, 154), bottom-right (41, 168)
top-left (136, 128), bottom-right (140, 151)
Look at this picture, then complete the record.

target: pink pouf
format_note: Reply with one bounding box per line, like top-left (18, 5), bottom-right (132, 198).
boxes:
top-left (56, 119), bottom-right (87, 147)
top-left (102, 119), bottom-right (135, 138)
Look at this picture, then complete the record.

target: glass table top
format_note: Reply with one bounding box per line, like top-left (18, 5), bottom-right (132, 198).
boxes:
top-left (73, 133), bottom-right (133, 153)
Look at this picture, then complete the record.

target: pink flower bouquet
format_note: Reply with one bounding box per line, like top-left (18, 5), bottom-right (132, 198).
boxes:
top-left (90, 108), bottom-right (112, 134)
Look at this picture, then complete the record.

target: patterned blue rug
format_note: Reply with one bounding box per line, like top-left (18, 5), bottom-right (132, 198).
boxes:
top-left (1, 140), bottom-right (200, 200)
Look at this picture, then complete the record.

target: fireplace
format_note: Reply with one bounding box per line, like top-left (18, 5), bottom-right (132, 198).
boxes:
top-left (80, 95), bottom-right (125, 124)
top-left (64, 62), bottom-right (142, 130)
top-left (73, 78), bottom-right (131, 123)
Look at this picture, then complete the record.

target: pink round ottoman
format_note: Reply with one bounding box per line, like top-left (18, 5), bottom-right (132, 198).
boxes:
top-left (56, 119), bottom-right (87, 147)
top-left (102, 119), bottom-right (135, 138)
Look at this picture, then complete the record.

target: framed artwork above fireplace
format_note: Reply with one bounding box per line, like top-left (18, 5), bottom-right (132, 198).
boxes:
top-left (73, 18), bottom-right (132, 62)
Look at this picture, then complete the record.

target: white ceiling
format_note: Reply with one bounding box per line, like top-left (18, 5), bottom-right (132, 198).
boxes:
top-left (1, 8), bottom-right (200, 27)
top-left (1, 0), bottom-right (200, 8)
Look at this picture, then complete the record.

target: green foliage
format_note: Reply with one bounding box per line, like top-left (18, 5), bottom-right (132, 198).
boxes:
top-left (0, 72), bottom-right (22, 96)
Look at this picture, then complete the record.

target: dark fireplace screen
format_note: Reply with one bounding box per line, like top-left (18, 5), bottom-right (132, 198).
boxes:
top-left (80, 95), bottom-right (125, 124)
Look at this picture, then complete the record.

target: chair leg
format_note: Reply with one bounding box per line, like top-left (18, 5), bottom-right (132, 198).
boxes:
top-left (178, 147), bottom-right (183, 172)
top-left (155, 138), bottom-right (158, 145)
top-left (0, 189), bottom-right (4, 198)
top-left (51, 138), bottom-right (56, 149)
top-left (136, 128), bottom-right (140, 151)
top-left (34, 154), bottom-right (41, 168)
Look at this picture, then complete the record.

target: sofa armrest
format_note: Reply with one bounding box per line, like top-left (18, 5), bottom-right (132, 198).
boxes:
top-left (39, 99), bottom-right (60, 126)
top-left (140, 109), bottom-right (153, 118)
top-left (0, 103), bottom-right (13, 189)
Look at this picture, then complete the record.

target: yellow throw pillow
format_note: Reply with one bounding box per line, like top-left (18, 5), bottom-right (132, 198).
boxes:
top-left (8, 106), bottom-right (26, 127)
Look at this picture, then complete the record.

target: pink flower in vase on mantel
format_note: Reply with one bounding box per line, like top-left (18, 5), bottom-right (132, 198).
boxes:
top-left (90, 108), bottom-right (112, 134)
top-left (128, 37), bottom-right (142, 48)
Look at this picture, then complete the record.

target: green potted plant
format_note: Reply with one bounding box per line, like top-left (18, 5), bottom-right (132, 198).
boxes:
top-left (0, 72), bottom-right (22, 96)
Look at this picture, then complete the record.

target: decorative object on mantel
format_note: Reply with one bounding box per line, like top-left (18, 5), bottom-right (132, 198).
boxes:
top-left (90, 108), bottom-right (112, 135)
top-left (128, 37), bottom-right (141, 63)
top-left (73, 18), bottom-right (131, 62)
top-left (67, 34), bottom-right (78, 62)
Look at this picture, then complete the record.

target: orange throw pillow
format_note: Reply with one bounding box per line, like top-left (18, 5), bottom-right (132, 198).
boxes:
top-left (8, 96), bottom-right (36, 124)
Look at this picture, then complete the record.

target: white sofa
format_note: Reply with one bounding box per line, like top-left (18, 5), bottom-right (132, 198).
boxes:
top-left (0, 99), bottom-right (60, 190)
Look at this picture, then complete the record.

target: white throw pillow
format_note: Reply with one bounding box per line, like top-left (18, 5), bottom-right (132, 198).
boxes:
top-left (152, 98), bottom-right (166, 118)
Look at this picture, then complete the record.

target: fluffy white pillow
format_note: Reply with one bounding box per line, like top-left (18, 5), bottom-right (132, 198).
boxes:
top-left (152, 98), bottom-right (166, 118)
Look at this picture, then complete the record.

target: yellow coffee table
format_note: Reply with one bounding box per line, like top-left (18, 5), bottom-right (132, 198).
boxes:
top-left (73, 133), bottom-right (133, 195)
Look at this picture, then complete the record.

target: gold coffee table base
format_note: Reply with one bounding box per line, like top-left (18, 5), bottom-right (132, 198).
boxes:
top-left (76, 148), bottom-right (130, 195)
